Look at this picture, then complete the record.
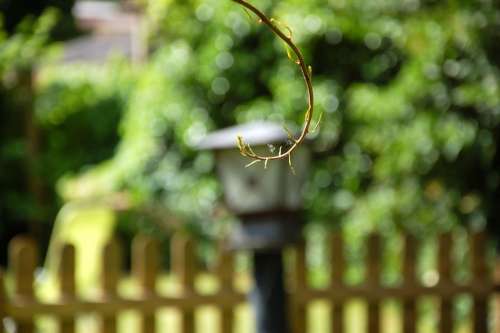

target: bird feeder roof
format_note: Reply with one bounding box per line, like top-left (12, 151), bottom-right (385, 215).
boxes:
top-left (197, 121), bottom-right (295, 151)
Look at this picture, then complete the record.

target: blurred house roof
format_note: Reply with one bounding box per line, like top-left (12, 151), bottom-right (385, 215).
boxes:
top-left (60, 0), bottom-right (144, 64)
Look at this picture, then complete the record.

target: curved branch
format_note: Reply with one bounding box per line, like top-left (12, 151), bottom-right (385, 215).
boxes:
top-left (231, 0), bottom-right (315, 163)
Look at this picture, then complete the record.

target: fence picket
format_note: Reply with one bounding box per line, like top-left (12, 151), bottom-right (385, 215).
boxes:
top-left (495, 257), bottom-right (500, 333)
top-left (217, 241), bottom-right (235, 333)
top-left (133, 235), bottom-right (158, 333)
top-left (173, 235), bottom-right (196, 333)
top-left (58, 244), bottom-right (76, 333)
top-left (0, 270), bottom-right (6, 333)
top-left (438, 233), bottom-right (453, 333)
top-left (292, 240), bottom-right (307, 333)
top-left (366, 234), bottom-right (381, 333)
top-left (101, 240), bottom-right (121, 333)
top-left (402, 235), bottom-right (417, 333)
top-left (330, 233), bottom-right (344, 333)
top-left (10, 237), bottom-right (37, 333)
top-left (471, 232), bottom-right (488, 333)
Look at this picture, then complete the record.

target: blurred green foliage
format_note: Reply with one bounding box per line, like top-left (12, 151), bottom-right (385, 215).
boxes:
top-left (0, 10), bottom-right (59, 257)
top-left (1, 0), bottom-right (500, 262)
top-left (75, 0), bottom-right (500, 242)
top-left (0, 0), bottom-right (78, 39)
top-left (0, 9), bottom-right (130, 262)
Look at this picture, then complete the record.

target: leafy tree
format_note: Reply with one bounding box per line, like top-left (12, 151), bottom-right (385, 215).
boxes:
top-left (0, 10), bottom-right (59, 262)
top-left (5, 0), bottom-right (499, 262)
top-left (0, 6), bottom-right (132, 264)
top-left (0, 0), bottom-right (78, 39)
top-left (80, 0), bottom-right (499, 247)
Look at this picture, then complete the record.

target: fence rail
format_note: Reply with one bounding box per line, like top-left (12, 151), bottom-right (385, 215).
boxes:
top-left (0, 231), bottom-right (499, 333)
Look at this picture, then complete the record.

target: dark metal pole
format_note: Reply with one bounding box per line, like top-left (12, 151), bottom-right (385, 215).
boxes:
top-left (251, 250), bottom-right (289, 333)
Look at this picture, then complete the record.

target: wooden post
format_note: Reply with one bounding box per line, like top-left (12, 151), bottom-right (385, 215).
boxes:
top-left (19, 70), bottom-right (44, 240)
top-left (470, 232), bottom-right (488, 333)
top-left (402, 235), bottom-right (417, 333)
top-left (172, 234), bottom-right (196, 333)
top-left (0, 270), bottom-right (6, 333)
top-left (366, 234), bottom-right (381, 333)
top-left (58, 244), bottom-right (76, 333)
top-left (133, 235), bottom-right (158, 333)
top-left (10, 237), bottom-right (37, 333)
top-left (291, 241), bottom-right (307, 333)
top-left (438, 233), bottom-right (453, 333)
top-left (216, 241), bottom-right (235, 333)
top-left (100, 240), bottom-right (121, 333)
top-left (330, 233), bottom-right (344, 333)
top-left (495, 256), bottom-right (500, 333)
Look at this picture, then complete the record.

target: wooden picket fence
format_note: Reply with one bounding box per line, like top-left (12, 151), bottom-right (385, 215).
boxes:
top-left (0, 231), bottom-right (499, 333)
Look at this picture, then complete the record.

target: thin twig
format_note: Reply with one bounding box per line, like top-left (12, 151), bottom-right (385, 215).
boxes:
top-left (232, 0), bottom-right (316, 162)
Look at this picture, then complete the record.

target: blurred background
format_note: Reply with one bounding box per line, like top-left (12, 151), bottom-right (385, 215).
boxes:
top-left (0, 0), bottom-right (500, 330)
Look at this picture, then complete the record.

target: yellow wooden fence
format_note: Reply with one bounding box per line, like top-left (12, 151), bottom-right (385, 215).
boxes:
top-left (0, 231), bottom-right (499, 333)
